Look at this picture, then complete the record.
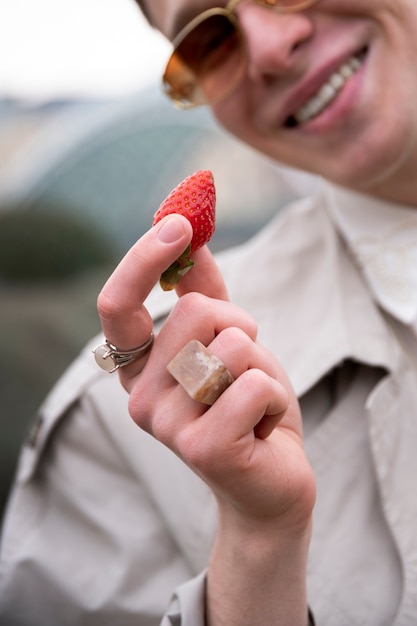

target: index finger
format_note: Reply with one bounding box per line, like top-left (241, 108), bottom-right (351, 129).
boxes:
top-left (97, 214), bottom-right (192, 349)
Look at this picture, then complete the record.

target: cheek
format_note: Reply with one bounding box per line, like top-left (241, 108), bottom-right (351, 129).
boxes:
top-left (211, 98), bottom-right (247, 139)
top-left (335, 114), bottom-right (417, 191)
top-left (211, 98), bottom-right (283, 162)
top-left (212, 100), bottom-right (317, 174)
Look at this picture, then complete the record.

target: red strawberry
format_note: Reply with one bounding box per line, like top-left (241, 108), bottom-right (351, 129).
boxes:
top-left (152, 170), bottom-right (216, 290)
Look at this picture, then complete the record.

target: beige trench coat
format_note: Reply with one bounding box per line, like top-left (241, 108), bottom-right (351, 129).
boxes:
top-left (1, 184), bottom-right (416, 625)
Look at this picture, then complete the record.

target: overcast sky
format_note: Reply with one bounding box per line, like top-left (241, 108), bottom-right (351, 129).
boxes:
top-left (0, 0), bottom-right (171, 102)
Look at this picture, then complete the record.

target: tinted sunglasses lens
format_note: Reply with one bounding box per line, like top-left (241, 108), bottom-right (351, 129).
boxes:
top-left (163, 13), bottom-right (245, 107)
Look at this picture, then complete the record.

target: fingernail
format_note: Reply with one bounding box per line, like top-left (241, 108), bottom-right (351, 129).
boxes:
top-left (157, 215), bottom-right (185, 243)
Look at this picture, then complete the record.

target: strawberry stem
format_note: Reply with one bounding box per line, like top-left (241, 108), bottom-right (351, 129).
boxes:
top-left (159, 246), bottom-right (194, 291)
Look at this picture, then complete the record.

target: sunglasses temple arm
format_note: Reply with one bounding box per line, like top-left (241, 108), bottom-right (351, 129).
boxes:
top-left (226, 0), bottom-right (243, 12)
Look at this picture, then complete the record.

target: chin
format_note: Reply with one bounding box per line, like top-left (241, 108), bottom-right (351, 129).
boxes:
top-left (279, 121), bottom-right (416, 202)
top-left (323, 133), bottom-right (416, 200)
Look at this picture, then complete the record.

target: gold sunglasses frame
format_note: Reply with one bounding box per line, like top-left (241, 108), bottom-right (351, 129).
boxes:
top-left (163, 0), bottom-right (320, 108)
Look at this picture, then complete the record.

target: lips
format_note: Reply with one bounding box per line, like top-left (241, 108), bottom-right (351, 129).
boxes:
top-left (285, 47), bottom-right (368, 128)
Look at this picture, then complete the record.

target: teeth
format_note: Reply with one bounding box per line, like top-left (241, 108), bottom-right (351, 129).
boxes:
top-left (329, 73), bottom-right (345, 90)
top-left (294, 53), bottom-right (364, 125)
top-left (340, 63), bottom-right (354, 79)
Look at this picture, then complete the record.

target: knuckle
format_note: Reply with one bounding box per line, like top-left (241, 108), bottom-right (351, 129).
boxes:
top-left (129, 385), bottom-right (179, 446)
top-left (150, 416), bottom-right (172, 446)
top-left (128, 386), bottom-right (151, 430)
top-left (96, 289), bottom-right (120, 322)
top-left (230, 305), bottom-right (258, 339)
top-left (178, 291), bottom-right (207, 313)
top-left (128, 373), bottom-right (158, 423)
top-left (238, 369), bottom-right (289, 413)
top-left (176, 426), bottom-right (216, 473)
top-left (242, 313), bottom-right (258, 339)
top-left (129, 246), bottom-right (148, 269)
top-left (219, 326), bottom-right (250, 349)
top-left (238, 368), bottom-right (271, 398)
top-left (172, 291), bottom-right (208, 325)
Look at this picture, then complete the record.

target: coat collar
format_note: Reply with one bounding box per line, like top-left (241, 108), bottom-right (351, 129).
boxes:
top-left (326, 184), bottom-right (417, 325)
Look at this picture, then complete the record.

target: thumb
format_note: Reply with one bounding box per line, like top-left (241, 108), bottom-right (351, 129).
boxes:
top-left (175, 245), bottom-right (229, 301)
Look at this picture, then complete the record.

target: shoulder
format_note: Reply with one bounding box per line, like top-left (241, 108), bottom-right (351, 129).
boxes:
top-left (15, 335), bottom-right (125, 484)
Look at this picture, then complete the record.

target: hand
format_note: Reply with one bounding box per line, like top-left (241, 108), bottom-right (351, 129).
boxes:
top-left (97, 214), bottom-right (316, 625)
top-left (97, 213), bottom-right (315, 528)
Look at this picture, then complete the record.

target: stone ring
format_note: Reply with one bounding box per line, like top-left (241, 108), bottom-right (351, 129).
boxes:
top-left (93, 332), bottom-right (154, 373)
top-left (167, 339), bottom-right (234, 405)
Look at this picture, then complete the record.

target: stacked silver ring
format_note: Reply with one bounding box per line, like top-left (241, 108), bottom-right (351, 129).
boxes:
top-left (93, 332), bottom-right (154, 373)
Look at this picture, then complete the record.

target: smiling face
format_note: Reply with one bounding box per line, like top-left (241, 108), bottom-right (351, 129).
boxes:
top-left (144, 0), bottom-right (417, 205)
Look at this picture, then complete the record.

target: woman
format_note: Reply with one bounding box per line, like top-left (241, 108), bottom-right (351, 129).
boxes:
top-left (1, 1), bottom-right (417, 624)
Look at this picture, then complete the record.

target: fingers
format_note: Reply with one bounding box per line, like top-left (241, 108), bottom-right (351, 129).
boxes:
top-left (97, 214), bottom-right (192, 350)
top-left (160, 293), bottom-right (258, 355)
top-left (128, 321), bottom-right (309, 525)
top-left (207, 327), bottom-right (275, 379)
top-left (208, 329), bottom-right (302, 441)
top-left (175, 245), bottom-right (229, 301)
top-left (131, 325), bottom-right (285, 440)
top-left (124, 294), bottom-right (258, 396)
top-left (192, 329), bottom-right (290, 442)
top-left (193, 366), bottom-right (288, 451)
top-left (97, 213), bottom-right (230, 372)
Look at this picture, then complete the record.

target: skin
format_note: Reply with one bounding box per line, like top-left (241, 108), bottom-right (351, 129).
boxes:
top-left (98, 1), bottom-right (417, 623)
top-left (211, 0), bottom-right (417, 206)
top-left (149, 0), bottom-right (417, 206)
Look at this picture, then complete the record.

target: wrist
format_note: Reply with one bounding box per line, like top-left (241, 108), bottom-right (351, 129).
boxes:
top-left (214, 487), bottom-right (314, 543)
top-left (214, 506), bottom-right (312, 572)
top-left (206, 512), bottom-right (312, 626)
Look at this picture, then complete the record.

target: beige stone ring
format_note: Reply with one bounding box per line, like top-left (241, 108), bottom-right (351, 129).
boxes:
top-left (167, 339), bottom-right (234, 405)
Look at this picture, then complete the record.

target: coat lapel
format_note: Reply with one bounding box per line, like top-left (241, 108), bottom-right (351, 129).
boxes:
top-left (366, 341), bottom-right (417, 624)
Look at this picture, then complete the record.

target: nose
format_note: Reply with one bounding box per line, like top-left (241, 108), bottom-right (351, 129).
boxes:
top-left (236, 4), bottom-right (314, 80)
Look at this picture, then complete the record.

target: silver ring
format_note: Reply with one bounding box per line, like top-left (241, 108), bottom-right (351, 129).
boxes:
top-left (93, 332), bottom-right (154, 373)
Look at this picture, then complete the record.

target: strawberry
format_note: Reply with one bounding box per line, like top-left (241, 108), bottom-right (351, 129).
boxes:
top-left (152, 170), bottom-right (216, 290)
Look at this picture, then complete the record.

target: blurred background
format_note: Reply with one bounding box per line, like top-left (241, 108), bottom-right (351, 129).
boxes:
top-left (0, 0), bottom-right (317, 519)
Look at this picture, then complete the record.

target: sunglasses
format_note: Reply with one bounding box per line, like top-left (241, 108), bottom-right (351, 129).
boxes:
top-left (163, 0), bottom-right (320, 108)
